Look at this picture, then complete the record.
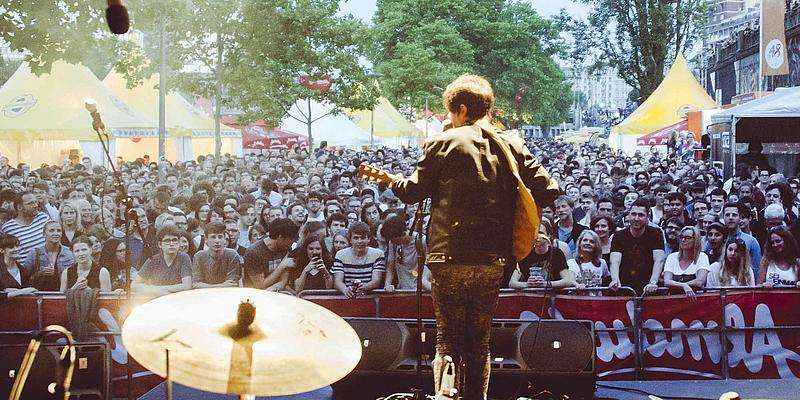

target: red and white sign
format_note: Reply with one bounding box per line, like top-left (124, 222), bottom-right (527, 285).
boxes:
top-left (3, 290), bottom-right (800, 396)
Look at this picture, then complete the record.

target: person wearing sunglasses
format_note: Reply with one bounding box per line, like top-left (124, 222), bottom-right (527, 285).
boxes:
top-left (663, 226), bottom-right (709, 299)
top-left (132, 225), bottom-right (192, 297)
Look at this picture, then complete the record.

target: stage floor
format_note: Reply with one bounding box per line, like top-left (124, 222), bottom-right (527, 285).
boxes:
top-left (595, 379), bottom-right (800, 400)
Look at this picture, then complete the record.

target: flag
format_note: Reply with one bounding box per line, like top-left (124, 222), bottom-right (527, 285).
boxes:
top-left (760, 0), bottom-right (789, 76)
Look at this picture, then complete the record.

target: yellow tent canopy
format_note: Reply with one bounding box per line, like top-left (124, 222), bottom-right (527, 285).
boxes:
top-left (103, 71), bottom-right (239, 138)
top-left (0, 61), bottom-right (156, 140)
top-left (609, 54), bottom-right (718, 155)
top-left (346, 97), bottom-right (423, 147)
top-left (103, 70), bottom-right (241, 160)
top-left (0, 61), bottom-right (156, 166)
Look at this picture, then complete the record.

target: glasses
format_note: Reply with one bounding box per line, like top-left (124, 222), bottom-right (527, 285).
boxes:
top-left (161, 238), bottom-right (180, 245)
top-left (679, 235), bottom-right (694, 241)
top-left (395, 246), bottom-right (404, 264)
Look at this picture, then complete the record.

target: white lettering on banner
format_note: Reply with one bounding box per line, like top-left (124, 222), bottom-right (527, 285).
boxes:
top-left (518, 299), bottom-right (800, 378)
top-left (594, 300), bottom-right (635, 362)
top-left (726, 303), bottom-right (800, 378)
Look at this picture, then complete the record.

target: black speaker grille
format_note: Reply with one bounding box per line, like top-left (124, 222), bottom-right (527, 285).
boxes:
top-left (519, 320), bottom-right (594, 373)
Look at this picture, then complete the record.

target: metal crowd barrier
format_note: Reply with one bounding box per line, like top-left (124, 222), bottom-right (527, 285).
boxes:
top-left (2, 286), bottom-right (798, 380)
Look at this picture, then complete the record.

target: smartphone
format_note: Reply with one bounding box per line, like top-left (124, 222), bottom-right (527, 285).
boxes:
top-left (309, 257), bottom-right (321, 275)
top-left (529, 266), bottom-right (544, 279)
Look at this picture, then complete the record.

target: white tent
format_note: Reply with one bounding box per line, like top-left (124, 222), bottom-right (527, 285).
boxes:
top-left (711, 87), bottom-right (800, 123)
top-left (279, 98), bottom-right (384, 148)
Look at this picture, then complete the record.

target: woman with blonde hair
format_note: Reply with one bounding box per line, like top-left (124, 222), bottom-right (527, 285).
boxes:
top-left (663, 225), bottom-right (710, 298)
top-left (707, 238), bottom-right (754, 287)
top-left (568, 230), bottom-right (609, 290)
top-left (59, 201), bottom-right (82, 246)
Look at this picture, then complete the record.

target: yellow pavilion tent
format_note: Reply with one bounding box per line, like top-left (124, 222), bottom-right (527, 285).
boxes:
top-left (609, 54), bottom-right (718, 155)
top-left (346, 97), bottom-right (424, 148)
top-left (103, 71), bottom-right (241, 161)
top-left (0, 61), bottom-right (156, 166)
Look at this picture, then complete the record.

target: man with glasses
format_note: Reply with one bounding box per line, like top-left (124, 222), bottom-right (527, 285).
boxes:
top-left (132, 225), bottom-right (193, 297)
top-left (192, 221), bottom-right (241, 288)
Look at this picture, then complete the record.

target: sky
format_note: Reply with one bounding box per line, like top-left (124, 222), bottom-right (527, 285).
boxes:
top-left (338, 0), bottom-right (591, 24)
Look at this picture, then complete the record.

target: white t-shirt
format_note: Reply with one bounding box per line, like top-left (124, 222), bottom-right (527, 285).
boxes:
top-left (567, 258), bottom-right (609, 287)
top-left (765, 263), bottom-right (799, 286)
top-left (706, 261), bottom-right (754, 287)
top-left (664, 252), bottom-right (710, 279)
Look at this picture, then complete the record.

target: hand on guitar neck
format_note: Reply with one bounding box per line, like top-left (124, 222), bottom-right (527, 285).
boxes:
top-left (358, 163), bottom-right (398, 184)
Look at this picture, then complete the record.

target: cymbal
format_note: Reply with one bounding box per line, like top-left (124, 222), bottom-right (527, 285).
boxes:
top-left (121, 288), bottom-right (362, 396)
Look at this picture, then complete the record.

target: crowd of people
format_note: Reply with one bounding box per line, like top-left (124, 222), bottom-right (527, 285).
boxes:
top-left (0, 134), bottom-right (799, 302)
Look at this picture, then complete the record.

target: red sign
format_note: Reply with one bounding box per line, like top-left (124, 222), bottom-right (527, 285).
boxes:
top-left (636, 120), bottom-right (688, 146)
top-left (241, 124), bottom-right (308, 150)
top-left (299, 74), bottom-right (333, 92)
top-left (3, 290), bottom-right (800, 396)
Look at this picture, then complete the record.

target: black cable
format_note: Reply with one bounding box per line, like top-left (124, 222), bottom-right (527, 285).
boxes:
top-left (596, 382), bottom-right (717, 400)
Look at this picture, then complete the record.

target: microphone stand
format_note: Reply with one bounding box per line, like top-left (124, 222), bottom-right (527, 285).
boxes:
top-left (9, 325), bottom-right (75, 400)
top-left (86, 104), bottom-right (137, 400)
top-left (410, 199), bottom-right (429, 400)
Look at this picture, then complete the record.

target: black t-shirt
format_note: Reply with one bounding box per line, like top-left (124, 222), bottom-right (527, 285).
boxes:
top-left (515, 247), bottom-right (568, 283)
top-left (611, 226), bottom-right (664, 294)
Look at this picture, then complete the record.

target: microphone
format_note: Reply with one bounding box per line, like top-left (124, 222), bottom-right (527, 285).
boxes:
top-left (106, 0), bottom-right (130, 35)
top-left (84, 99), bottom-right (105, 133)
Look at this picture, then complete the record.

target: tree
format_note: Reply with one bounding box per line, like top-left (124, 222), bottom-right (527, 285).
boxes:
top-left (1, 0), bottom-right (375, 150)
top-left (562, 0), bottom-right (707, 104)
top-left (372, 0), bottom-right (572, 127)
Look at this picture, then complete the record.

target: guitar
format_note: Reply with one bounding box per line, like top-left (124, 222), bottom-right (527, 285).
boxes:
top-left (357, 163), bottom-right (396, 184)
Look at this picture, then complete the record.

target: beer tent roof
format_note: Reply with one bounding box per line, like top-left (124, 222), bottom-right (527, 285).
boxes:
top-left (345, 97), bottom-right (421, 138)
top-left (0, 61), bottom-right (156, 140)
top-left (609, 54), bottom-right (717, 153)
top-left (103, 70), bottom-right (239, 138)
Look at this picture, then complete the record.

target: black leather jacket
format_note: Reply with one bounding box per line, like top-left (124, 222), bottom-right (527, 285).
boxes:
top-left (391, 123), bottom-right (559, 265)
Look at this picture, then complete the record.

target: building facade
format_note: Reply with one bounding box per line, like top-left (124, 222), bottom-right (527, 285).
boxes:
top-left (706, 2), bottom-right (800, 105)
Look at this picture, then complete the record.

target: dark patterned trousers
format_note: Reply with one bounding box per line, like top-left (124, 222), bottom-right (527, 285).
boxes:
top-left (430, 264), bottom-right (504, 400)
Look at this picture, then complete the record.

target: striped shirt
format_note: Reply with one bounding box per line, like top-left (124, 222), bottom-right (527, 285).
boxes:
top-left (332, 247), bottom-right (386, 285)
top-left (1, 212), bottom-right (50, 266)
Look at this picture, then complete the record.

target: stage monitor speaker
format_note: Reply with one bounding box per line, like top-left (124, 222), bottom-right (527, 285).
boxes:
top-left (519, 319), bottom-right (595, 374)
top-left (0, 342), bottom-right (110, 400)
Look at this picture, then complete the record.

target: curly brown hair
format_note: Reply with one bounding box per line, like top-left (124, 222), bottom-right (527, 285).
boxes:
top-left (442, 74), bottom-right (494, 122)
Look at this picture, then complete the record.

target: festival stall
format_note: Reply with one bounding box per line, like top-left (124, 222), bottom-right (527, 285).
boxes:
top-left (345, 97), bottom-right (424, 148)
top-left (0, 61), bottom-right (156, 167)
top-left (709, 86), bottom-right (800, 177)
top-left (224, 119), bottom-right (308, 151)
top-left (609, 54), bottom-right (718, 155)
top-left (103, 71), bottom-right (241, 161)
top-left (635, 119), bottom-right (689, 147)
top-left (279, 98), bottom-right (385, 148)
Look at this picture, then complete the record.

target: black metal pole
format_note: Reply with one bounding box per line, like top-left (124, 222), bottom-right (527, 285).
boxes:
top-left (411, 199), bottom-right (428, 399)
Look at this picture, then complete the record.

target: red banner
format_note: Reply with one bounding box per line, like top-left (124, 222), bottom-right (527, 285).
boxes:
top-left (3, 290), bottom-right (800, 396)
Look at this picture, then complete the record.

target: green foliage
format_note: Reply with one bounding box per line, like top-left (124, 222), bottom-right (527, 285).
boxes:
top-left (371, 0), bottom-right (572, 127)
top-left (561, 0), bottom-right (708, 104)
top-left (1, 0), bottom-right (375, 143)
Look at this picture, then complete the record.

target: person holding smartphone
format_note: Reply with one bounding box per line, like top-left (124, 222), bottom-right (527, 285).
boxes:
top-left (289, 233), bottom-right (333, 292)
top-left (508, 219), bottom-right (575, 290)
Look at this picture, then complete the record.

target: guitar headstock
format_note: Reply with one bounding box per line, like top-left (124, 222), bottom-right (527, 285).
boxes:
top-left (358, 163), bottom-right (395, 184)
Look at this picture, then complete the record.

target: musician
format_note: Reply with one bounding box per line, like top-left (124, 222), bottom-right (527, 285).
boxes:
top-left (388, 74), bottom-right (559, 400)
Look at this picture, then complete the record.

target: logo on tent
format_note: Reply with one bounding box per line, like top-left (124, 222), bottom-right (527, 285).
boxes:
top-left (676, 104), bottom-right (697, 118)
top-left (3, 94), bottom-right (37, 118)
top-left (109, 95), bottom-right (136, 116)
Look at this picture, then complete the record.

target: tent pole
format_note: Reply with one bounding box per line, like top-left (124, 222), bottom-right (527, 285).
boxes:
top-left (158, 15), bottom-right (167, 183)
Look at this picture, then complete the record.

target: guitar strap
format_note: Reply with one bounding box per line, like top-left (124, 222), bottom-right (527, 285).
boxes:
top-left (475, 119), bottom-right (540, 261)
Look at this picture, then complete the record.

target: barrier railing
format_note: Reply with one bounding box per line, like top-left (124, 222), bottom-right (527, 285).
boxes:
top-left (2, 286), bottom-right (800, 392)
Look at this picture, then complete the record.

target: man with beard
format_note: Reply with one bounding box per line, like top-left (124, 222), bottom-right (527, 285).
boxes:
top-left (1, 192), bottom-right (49, 266)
